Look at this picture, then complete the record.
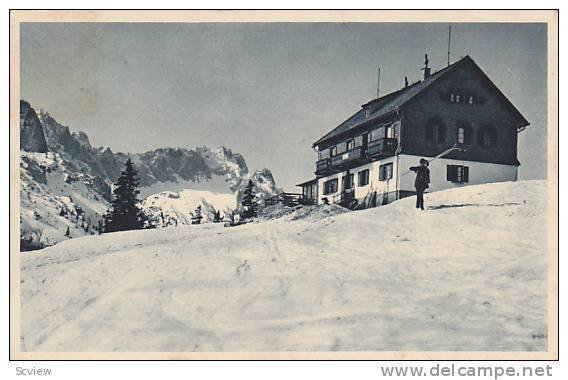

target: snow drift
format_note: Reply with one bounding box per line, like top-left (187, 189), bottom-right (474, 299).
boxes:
top-left (20, 180), bottom-right (548, 352)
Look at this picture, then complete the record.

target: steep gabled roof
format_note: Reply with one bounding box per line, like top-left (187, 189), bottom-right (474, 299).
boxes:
top-left (313, 55), bottom-right (529, 147)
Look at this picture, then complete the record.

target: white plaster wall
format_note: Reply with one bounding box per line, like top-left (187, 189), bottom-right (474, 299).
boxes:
top-left (316, 157), bottom-right (399, 205)
top-left (397, 154), bottom-right (519, 193)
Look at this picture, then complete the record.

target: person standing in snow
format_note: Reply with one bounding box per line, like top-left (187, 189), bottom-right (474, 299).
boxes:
top-left (409, 158), bottom-right (430, 210)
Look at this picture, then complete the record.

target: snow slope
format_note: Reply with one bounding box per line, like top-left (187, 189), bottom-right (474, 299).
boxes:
top-left (20, 180), bottom-right (548, 352)
top-left (20, 152), bottom-right (110, 249)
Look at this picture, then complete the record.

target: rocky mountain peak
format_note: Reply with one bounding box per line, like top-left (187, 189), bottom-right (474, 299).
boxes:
top-left (20, 100), bottom-right (48, 153)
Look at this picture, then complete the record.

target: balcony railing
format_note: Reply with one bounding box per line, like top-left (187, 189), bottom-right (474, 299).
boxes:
top-left (330, 146), bottom-right (363, 167)
top-left (315, 139), bottom-right (397, 175)
top-left (367, 137), bottom-right (398, 157)
top-left (316, 158), bottom-right (331, 174)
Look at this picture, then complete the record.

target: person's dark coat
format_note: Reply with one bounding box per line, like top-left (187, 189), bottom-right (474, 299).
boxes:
top-left (409, 166), bottom-right (430, 191)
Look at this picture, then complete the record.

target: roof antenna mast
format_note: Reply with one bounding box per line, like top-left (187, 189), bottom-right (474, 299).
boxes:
top-left (447, 25), bottom-right (452, 67)
top-left (376, 67), bottom-right (381, 98)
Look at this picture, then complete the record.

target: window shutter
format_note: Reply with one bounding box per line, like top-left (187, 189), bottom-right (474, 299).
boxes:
top-left (447, 165), bottom-right (455, 182)
top-left (463, 127), bottom-right (470, 145)
top-left (463, 166), bottom-right (469, 183)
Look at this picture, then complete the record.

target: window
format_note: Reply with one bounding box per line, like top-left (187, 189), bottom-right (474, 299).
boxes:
top-left (358, 169), bottom-right (370, 186)
top-left (456, 121), bottom-right (472, 145)
top-left (425, 118), bottom-right (446, 143)
top-left (447, 165), bottom-right (469, 183)
top-left (354, 135), bottom-right (363, 147)
top-left (370, 126), bottom-right (386, 141)
top-left (425, 124), bottom-right (434, 142)
top-left (318, 149), bottom-right (330, 160)
top-left (457, 127), bottom-right (465, 144)
top-left (385, 123), bottom-right (395, 139)
top-left (342, 173), bottom-right (354, 192)
top-left (303, 184), bottom-right (314, 200)
top-left (478, 128), bottom-right (497, 147)
top-left (323, 179), bottom-right (338, 195)
top-left (336, 141), bottom-right (347, 154)
top-left (437, 124), bottom-right (446, 142)
top-left (346, 139), bottom-right (354, 151)
top-left (303, 183), bottom-right (317, 200)
top-left (451, 90), bottom-right (476, 105)
top-left (379, 163), bottom-right (393, 181)
top-left (330, 146), bottom-right (337, 156)
top-left (364, 106), bottom-right (370, 118)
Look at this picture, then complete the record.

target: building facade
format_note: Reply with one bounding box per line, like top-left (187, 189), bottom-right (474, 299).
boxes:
top-left (298, 55), bottom-right (529, 208)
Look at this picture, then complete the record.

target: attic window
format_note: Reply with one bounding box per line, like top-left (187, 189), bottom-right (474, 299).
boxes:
top-left (468, 96), bottom-right (474, 104)
top-left (364, 107), bottom-right (370, 118)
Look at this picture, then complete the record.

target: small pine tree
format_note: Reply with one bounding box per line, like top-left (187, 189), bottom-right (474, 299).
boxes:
top-left (64, 226), bottom-right (71, 238)
top-left (213, 209), bottom-right (222, 223)
top-left (191, 205), bottom-right (203, 225)
top-left (240, 180), bottom-right (258, 219)
top-left (103, 159), bottom-right (146, 233)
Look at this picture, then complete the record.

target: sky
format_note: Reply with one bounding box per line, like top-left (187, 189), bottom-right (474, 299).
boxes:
top-left (20, 22), bottom-right (548, 190)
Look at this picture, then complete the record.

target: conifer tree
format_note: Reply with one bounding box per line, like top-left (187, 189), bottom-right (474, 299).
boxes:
top-left (213, 209), bottom-right (222, 223)
top-left (103, 159), bottom-right (146, 233)
top-left (240, 180), bottom-right (258, 219)
top-left (191, 205), bottom-right (203, 225)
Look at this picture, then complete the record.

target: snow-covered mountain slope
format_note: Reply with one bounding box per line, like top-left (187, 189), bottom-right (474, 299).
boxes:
top-left (20, 180), bottom-right (548, 352)
top-left (20, 100), bottom-right (281, 248)
top-left (141, 189), bottom-right (237, 226)
top-left (20, 152), bottom-right (110, 250)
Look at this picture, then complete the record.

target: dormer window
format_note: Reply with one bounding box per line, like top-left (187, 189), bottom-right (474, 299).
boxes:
top-left (364, 106), bottom-right (370, 118)
top-left (450, 93), bottom-right (455, 102)
top-left (468, 96), bottom-right (474, 104)
top-left (455, 95), bottom-right (461, 103)
top-left (346, 139), bottom-right (354, 151)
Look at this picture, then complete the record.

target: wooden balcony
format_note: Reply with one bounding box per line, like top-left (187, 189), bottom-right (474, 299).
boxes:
top-left (315, 158), bottom-right (331, 175)
top-left (315, 140), bottom-right (397, 176)
top-left (367, 138), bottom-right (398, 157)
top-left (330, 146), bottom-right (364, 168)
top-left (316, 146), bottom-right (365, 175)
